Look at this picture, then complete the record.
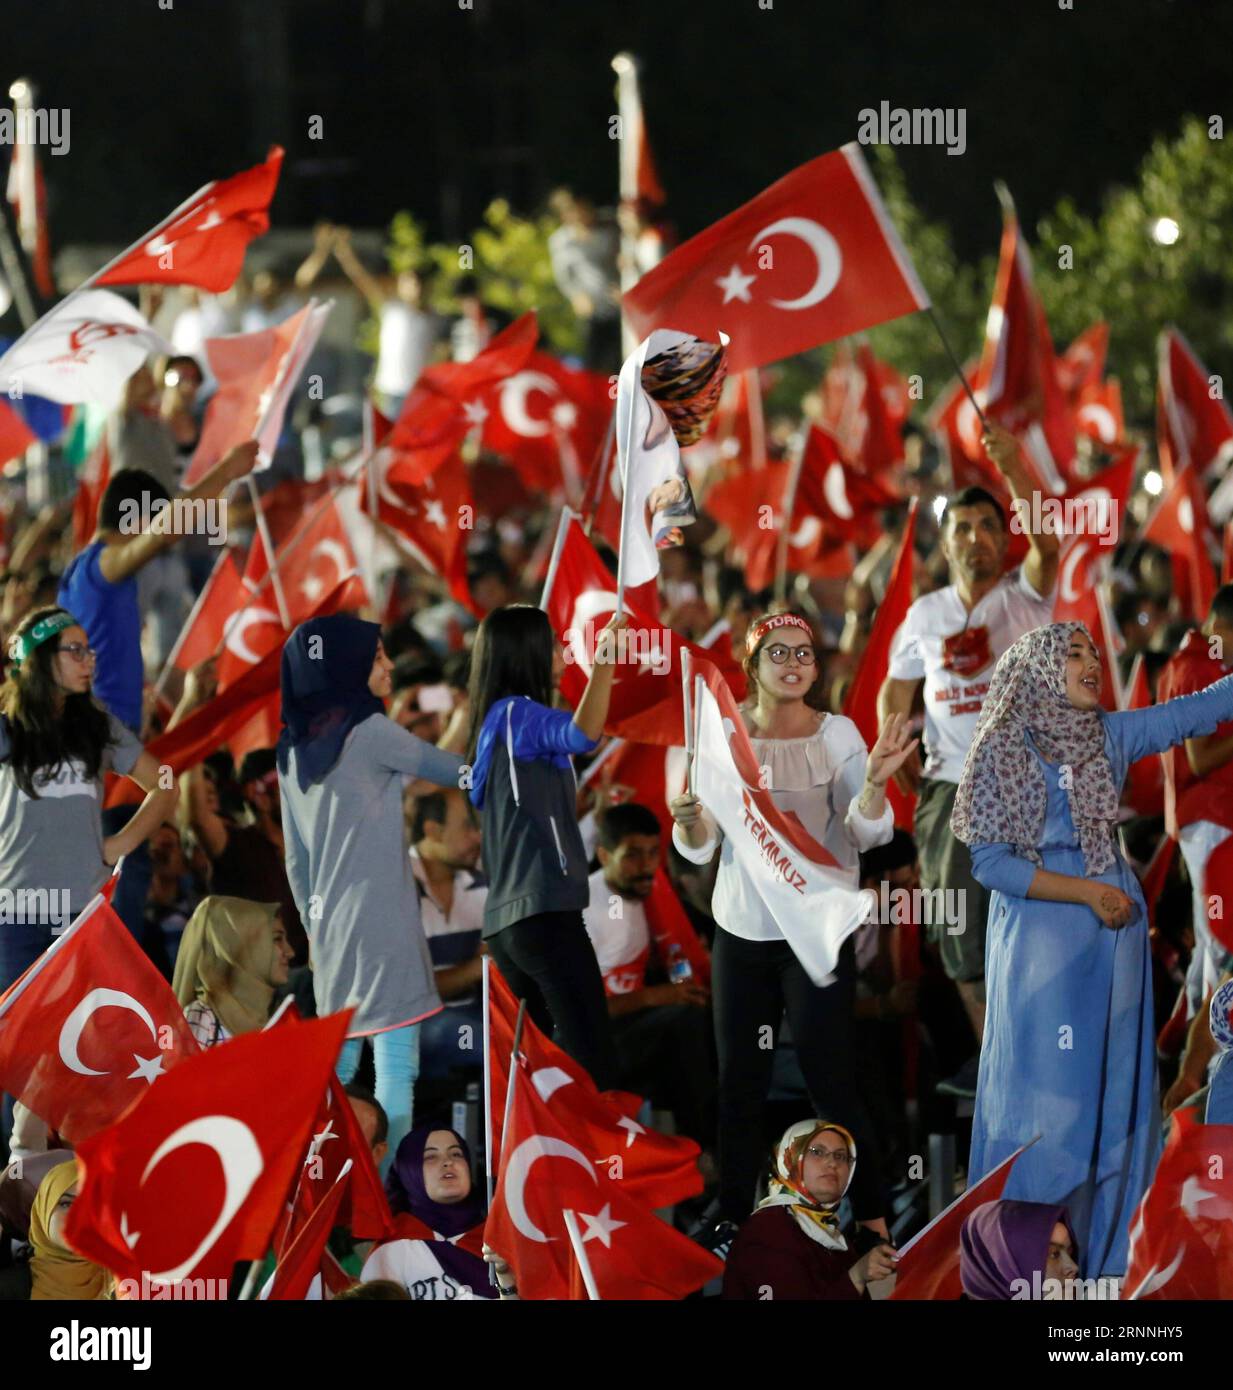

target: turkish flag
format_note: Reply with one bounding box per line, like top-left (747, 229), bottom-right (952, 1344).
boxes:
top-left (843, 499), bottom-right (918, 830)
top-left (1123, 1109), bottom-right (1233, 1300)
top-left (481, 351), bottom-right (611, 496)
top-left (96, 147), bottom-right (283, 293)
top-left (1141, 463), bottom-right (1217, 622)
top-left (185, 300), bottom-right (331, 485)
top-left (888, 1141), bottom-right (1035, 1300)
top-left (1224, 522), bottom-right (1233, 586)
top-left (703, 461), bottom-right (820, 592)
top-left (1202, 834), bottom-right (1233, 959)
top-left (267, 1162), bottom-right (351, 1301)
top-left (706, 368), bottom-right (768, 473)
top-left (166, 548), bottom-right (247, 674)
top-left (485, 1057), bottom-right (721, 1300)
top-left (1056, 322), bottom-right (1108, 402)
top-left (796, 423), bottom-right (900, 547)
top-left (623, 145), bottom-right (929, 374)
top-left (385, 313), bottom-right (539, 485)
top-left (644, 869), bottom-right (712, 989)
top-left (0, 397), bottom-right (36, 469)
top-left (926, 366), bottom-right (1005, 497)
top-left (488, 966), bottom-right (703, 1212)
top-left (1157, 328), bottom-right (1233, 485)
top-left (821, 342), bottom-right (907, 476)
top-left (66, 1010), bottom-right (351, 1294)
top-left (357, 451), bottom-right (474, 612)
top-left (580, 737), bottom-right (689, 856)
top-left (1075, 377), bottom-right (1125, 448)
top-left (544, 516), bottom-right (746, 744)
top-left (974, 201), bottom-right (1076, 491)
top-left (0, 897), bottom-right (200, 1143)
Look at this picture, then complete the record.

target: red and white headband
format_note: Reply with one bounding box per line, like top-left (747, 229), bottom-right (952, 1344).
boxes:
top-left (747, 612), bottom-right (813, 657)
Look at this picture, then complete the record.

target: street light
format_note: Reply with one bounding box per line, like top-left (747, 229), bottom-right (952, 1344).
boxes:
top-left (1143, 470), bottom-right (1163, 496)
top-left (8, 78), bottom-right (32, 103)
top-left (1150, 217), bottom-right (1180, 247)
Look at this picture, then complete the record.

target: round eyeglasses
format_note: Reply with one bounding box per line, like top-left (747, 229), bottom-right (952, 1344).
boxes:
top-left (56, 642), bottom-right (97, 664)
top-left (763, 644), bottom-right (816, 666)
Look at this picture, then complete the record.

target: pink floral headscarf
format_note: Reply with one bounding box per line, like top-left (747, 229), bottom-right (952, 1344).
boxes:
top-left (951, 622), bottom-right (1119, 875)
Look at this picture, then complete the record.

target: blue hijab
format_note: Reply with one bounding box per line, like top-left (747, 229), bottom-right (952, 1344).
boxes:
top-left (277, 615), bottom-right (385, 791)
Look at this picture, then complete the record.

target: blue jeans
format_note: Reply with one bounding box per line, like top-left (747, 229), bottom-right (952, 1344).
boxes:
top-left (418, 1001), bottom-right (483, 1081)
top-left (1, 921), bottom-right (55, 1140)
top-left (337, 1023), bottom-right (420, 1176)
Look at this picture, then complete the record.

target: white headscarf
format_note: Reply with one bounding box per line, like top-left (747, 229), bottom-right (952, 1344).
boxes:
top-left (755, 1119), bottom-right (856, 1251)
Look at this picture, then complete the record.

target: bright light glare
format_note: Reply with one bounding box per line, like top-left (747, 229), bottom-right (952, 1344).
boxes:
top-left (1143, 470), bottom-right (1163, 496)
top-left (932, 494), bottom-right (948, 522)
top-left (8, 79), bottom-right (30, 102)
top-left (1151, 217), bottom-right (1180, 247)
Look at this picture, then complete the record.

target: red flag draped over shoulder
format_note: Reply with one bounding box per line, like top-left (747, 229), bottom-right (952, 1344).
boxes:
top-left (96, 147), bottom-right (283, 293)
top-left (623, 146), bottom-right (929, 374)
top-left (0, 897), bottom-right (200, 1143)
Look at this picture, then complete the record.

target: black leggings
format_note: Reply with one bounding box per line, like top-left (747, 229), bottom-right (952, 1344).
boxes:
top-left (487, 911), bottom-right (619, 1091)
top-left (713, 927), bottom-right (885, 1224)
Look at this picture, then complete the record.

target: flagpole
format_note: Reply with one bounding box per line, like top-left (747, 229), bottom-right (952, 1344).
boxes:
top-left (745, 368), bottom-right (767, 472)
top-left (612, 51), bottom-right (640, 360)
top-left (926, 305), bottom-right (989, 435)
top-left (562, 1208), bottom-right (601, 1300)
top-left (500, 1000), bottom-right (528, 1153)
top-left (245, 474), bottom-right (292, 630)
top-left (579, 735), bottom-right (624, 788)
top-left (681, 648), bottom-right (694, 794)
top-left (690, 674), bottom-right (703, 797)
top-left (539, 506), bottom-right (575, 612)
top-left (482, 955), bottom-right (494, 1205)
top-left (773, 428), bottom-right (808, 606)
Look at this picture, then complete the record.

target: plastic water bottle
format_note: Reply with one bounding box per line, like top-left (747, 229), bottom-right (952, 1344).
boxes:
top-left (666, 942), bottom-right (694, 985)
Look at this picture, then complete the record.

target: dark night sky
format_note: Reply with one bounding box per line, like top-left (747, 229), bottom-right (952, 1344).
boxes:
top-left (7, 0), bottom-right (1232, 263)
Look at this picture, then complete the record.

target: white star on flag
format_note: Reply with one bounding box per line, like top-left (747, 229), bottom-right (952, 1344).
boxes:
top-left (424, 499), bottom-right (448, 530)
top-left (616, 1115), bottom-right (645, 1150)
top-left (300, 573), bottom-right (325, 603)
top-left (127, 1053), bottom-right (166, 1084)
top-left (550, 401), bottom-right (578, 430)
top-left (121, 1211), bottom-right (140, 1250)
top-left (308, 1118), bottom-right (339, 1161)
top-left (715, 264), bottom-right (756, 304)
top-left (462, 399), bottom-right (489, 428)
top-left (578, 1203), bottom-right (626, 1248)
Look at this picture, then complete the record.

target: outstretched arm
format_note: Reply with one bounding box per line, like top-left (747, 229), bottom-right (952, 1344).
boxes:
top-left (1107, 674), bottom-right (1233, 767)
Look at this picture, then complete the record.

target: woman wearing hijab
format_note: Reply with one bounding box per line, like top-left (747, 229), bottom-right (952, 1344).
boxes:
top-left (277, 615), bottom-right (465, 1164)
top-left (960, 1200), bottom-right (1079, 1300)
top-left (952, 621), bottom-right (1233, 1279)
top-left (172, 896), bottom-right (294, 1047)
top-left (28, 1160), bottom-right (112, 1301)
top-left (722, 1119), bottom-right (897, 1300)
top-left (361, 1124), bottom-right (503, 1300)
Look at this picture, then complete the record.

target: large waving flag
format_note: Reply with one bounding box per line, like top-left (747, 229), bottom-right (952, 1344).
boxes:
top-left (1156, 328), bottom-right (1233, 487)
top-left (0, 897), bottom-right (200, 1143)
top-left (686, 653), bottom-right (872, 983)
top-left (65, 1010), bottom-right (351, 1296)
top-left (96, 147), bottom-right (284, 293)
top-left (485, 1055), bottom-right (720, 1300)
top-left (623, 145), bottom-right (929, 373)
top-left (1123, 1109), bottom-right (1233, 1300)
top-left (0, 289), bottom-right (172, 407)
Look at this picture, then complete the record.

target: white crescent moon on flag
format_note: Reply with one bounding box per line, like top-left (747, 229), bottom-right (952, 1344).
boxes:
top-left (58, 988), bottom-right (160, 1077)
top-left (135, 1115), bottom-right (264, 1285)
top-left (1059, 540), bottom-right (1091, 605)
top-left (1178, 497), bottom-right (1194, 534)
top-left (504, 1134), bottom-right (598, 1243)
top-left (1128, 1246), bottom-right (1185, 1300)
top-left (500, 371), bottom-right (560, 439)
top-left (310, 537), bottom-right (358, 586)
top-left (1077, 403), bottom-right (1117, 444)
top-left (747, 217), bottom-right (842, 311)
top-left (530, 1066), bottom-right (574, 1103)
top-left (567, 590), bottom-right (620, 676)
top-left (823, 461), bottom-right (853, 520)
top-left (789, 515), bottom-right (822, 549)
top-left (223, 606), bottom-right (280, 664)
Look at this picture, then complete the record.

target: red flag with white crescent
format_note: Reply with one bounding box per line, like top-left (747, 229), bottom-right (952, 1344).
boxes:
top-left (0, 897), bottom-right (200, 1143)
top-left (623, 145), bottom-right (929, 374)
top-left (96, 147), bottom-right (283, 293)
top-left (1156, 328), bottom-right (1233, 486)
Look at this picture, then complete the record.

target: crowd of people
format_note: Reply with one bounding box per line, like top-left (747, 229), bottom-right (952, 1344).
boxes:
top-left (0, 180), bottom-right (1230, 1305)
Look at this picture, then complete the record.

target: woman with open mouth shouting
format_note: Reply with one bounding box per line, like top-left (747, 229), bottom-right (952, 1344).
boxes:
top-left (952, 620), bottom-right (1233, 1282)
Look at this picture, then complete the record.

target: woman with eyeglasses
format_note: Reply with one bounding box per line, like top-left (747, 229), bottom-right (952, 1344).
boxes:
top-left (0, 607), bottom-right (177, 1132)
top-left (722, 1119), bottom-right (897, 1299)
top-left (671, 611), bottom-right (917, 1246)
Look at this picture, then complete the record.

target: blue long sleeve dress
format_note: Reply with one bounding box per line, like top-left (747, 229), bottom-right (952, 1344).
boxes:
top-left (967, 674), bottom-right (1233, 1278)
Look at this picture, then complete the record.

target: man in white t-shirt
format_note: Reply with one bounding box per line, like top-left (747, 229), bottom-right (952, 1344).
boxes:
top-left (877, 426), bottom-right (1059, 1085)
top-left (582, 804), bottom-right (716, 1152)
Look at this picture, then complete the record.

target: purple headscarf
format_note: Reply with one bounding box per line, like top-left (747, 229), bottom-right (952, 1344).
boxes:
top-left (384, 1124), bottom-right (491, 1294)
top-left (960, 1200), bottom-right (1078, 1300)
top-left (951, 622), bottom-right (1119, 875)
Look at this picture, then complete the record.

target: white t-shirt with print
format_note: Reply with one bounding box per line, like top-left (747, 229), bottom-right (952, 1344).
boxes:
top-left (887, 564), bottom-right (1054, 785)
top-left (361, 1238), bottom-right (484, 1300)
top-left (582, 868), bottom-right (651, 995)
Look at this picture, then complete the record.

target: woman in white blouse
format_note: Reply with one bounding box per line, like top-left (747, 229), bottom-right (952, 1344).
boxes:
top-left (672, 612), bottom-right (916, 1239)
